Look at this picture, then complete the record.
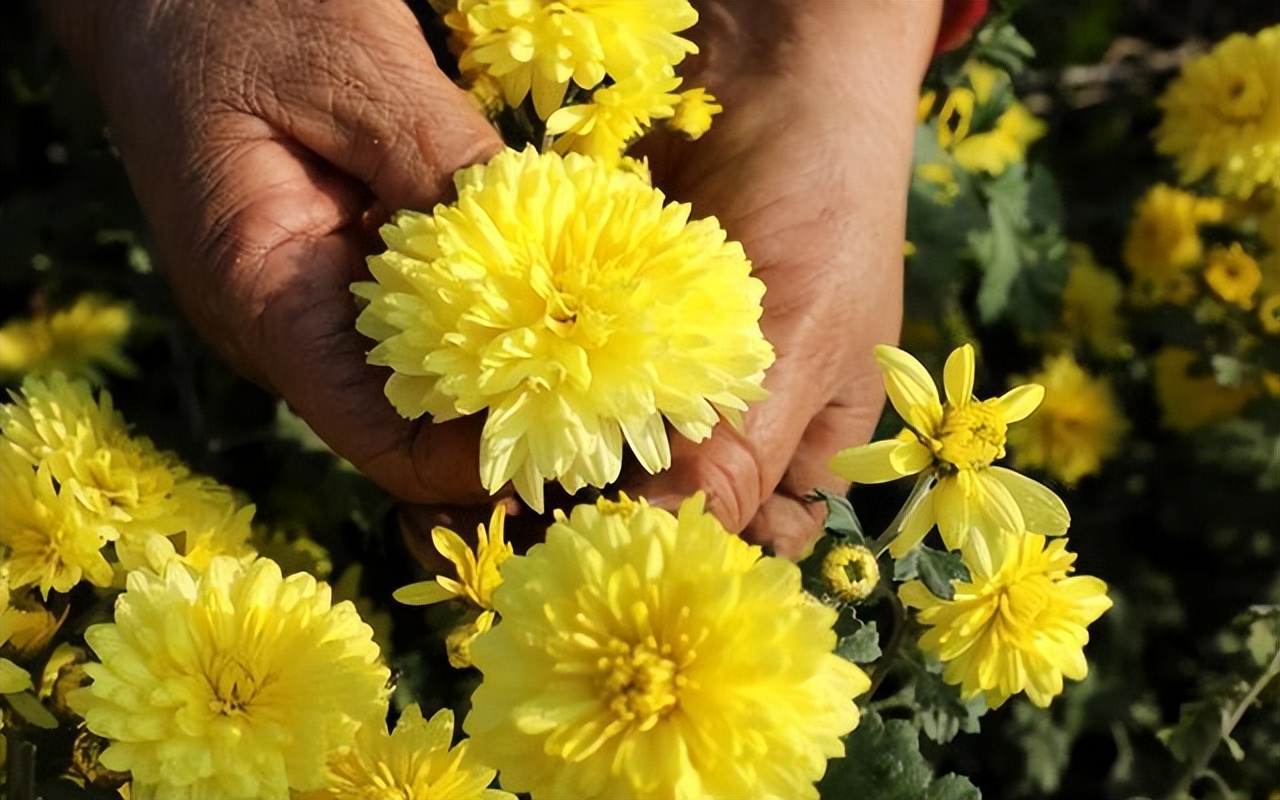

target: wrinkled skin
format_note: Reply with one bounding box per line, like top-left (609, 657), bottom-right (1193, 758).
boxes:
top-left (46, 0), bottom-right (940, 561)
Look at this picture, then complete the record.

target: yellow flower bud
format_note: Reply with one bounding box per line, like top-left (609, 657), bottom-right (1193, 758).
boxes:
top-left (821, 544), bottom-right (881, 604)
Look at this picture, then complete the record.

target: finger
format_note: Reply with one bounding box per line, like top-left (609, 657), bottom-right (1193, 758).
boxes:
top-left (259, 0), bottom-right (503, 212)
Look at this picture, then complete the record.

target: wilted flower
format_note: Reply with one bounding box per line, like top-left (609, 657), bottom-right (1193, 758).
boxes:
top-left (829, 344), bottom-right (1069, 560)
top-left (70, 557), bottom-right (390, 799)
top-left (465, 494), bottom-right (868, 799)
top-left (1156, 25), bottom-right (1280, 199)
top-left (901, 533), bottom-right (1111, 708)
top-left (0, 294), bottom-right (134, 383)
top-left (355, 148), bottom-right (772, 511)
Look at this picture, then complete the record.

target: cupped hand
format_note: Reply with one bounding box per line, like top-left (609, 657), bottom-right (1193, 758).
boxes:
top-left (45, 0), bottom-right (503, 504)
top-left (622, 0), bottom-right (943, 557)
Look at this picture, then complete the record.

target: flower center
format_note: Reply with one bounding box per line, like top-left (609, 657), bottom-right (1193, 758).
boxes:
top-left (999, 576), bottom-right (1052, 629)
top-left (934, 400), bottom-right (1008, 470)
top-left (208, 654), bottom-right (261, 717)
top-left (545, 289), bottom-right (580, 337)
top-left (599, 638), bottom-right (685, 730)
top-left (1216, 74), bottom-right (1266, 122)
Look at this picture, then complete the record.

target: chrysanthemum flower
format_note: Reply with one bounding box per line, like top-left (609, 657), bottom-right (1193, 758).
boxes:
top-left (0, 442), bottom-right (115, 596)
top-left (69, 557), bottom-right (390, 799)
top-left (299, 704), bottom-right (513, 800)
top-left (355, 148), bottom-right (772, 511)
top-left (1007, 353), bottom-right (1127, 487)
top-left (821, 543), bottom-right (880, 604)
top-left (1055, 245), bottom-right (1129, 359)
top-left (0, 294), bottom-right (134, 383)
top-left (1156, 25), bottom-right (1280, 199)
top-left (1, 374), bottom-right (191, 539)
top-left (1260, 293), bottom-right (1280, 333)
top-left (667, 87), bottom-right (722, 140)
top-left (0, 566), bottom-right (67, 656)
top-left (113, 476), bottom-right (258, 575)
top-left (546, 72), bottom-right (681, 161)
top-left (829, 344), bottom-right (1069, 560)
top-left (464, 494), bottom-right (868, 800)
top-left (1203, 242), bottom-right (1263, 309)
top-left (900, 533), bottom-right (1111, 708)
top-left (936, 62), bottom-right (1046, 176)
top-left (447, 0), bottom-right (698, 120)
top-left (1152, 347), bottom-right (1258, 432)
top-left (1123, 184), bottom-right (1224, 306)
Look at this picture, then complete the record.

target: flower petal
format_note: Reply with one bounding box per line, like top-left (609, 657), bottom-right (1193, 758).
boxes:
top-left (829, 440), bottom-right (928, 484)
top-left (990, 467), bottom-right (1070, 535)
top-left (889, 489), bottom-right (936, 558)
top-left (874, 345), bottom-right (943, 433)
top-left (994, 384), bottom-right (1045, 424)
top-left (943, 344), bottom-right (976, 406)
top-left (392, 580), bottom-right (457, 606)
top-left (931, 474), bottom-right (972, 550)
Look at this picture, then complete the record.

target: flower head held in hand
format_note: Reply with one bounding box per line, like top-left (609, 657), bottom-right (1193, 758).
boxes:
top-left (464, 494), bottom-right (868, 800)
top-left (69, 557), bottom-right (390, 799)
top-left (355, 148), bottom-right (773, 511)
top-left (829, 344), bottom-right (1069, 560)
top-left (900, 533), bottom-right (1111, 708)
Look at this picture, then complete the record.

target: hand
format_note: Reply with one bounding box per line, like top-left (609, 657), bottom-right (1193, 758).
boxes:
top-left (44, 0), bottom-right (503, 504)
top-left (622, 0), bottom-right (943, 557)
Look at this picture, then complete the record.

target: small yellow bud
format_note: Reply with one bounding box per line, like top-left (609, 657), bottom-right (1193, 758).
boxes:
top-left (821, 544), bottom-right (881, 604)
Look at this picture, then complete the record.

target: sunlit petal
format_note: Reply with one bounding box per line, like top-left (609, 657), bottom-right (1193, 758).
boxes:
top-left (994, 384), bottom-right (1045, 423)
top-left (874, 344), bottom-right (943, 433)
top-left (943, 344), bottom-right (976, 406)
top-left (990, 467), bottom-right (1070, 535)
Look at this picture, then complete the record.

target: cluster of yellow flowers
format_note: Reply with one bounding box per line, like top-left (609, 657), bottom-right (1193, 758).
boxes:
top-left (830, 344), bottom-right (1111, 709)
top-left (0, 294), bottom-right (134, 384)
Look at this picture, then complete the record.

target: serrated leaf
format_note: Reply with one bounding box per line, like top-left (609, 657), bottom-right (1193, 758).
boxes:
top-left (819, 710), bottom-right (981, 800)
top-left (837, 622), bottom-right (882, 664)
top-left (925, 774), bottom-right (982, 800)
top-left (893, 546), bottom-right (921, 582)
top-left (918, 546), bottom-right (970, 601)
top-left (814, 488), bottom-right (866, 543)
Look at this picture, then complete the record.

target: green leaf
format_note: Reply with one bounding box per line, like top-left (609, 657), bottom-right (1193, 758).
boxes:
top-left (819, 710), bottom-right (981, 800)
top-left (814, 488), bottom-right (866, 544)
top-left (893, 546), bottom-right (921, 582)
top-left (837, 621), bottom-right (882, 664)
top-left (917, 546), bottom-right (970, 601)
top-left (1158, 693), bottom-right (1239, 762)
top-left (3, 690), bottom-right (58, 729)
top-left (925, 774), bottom-right (983, 800)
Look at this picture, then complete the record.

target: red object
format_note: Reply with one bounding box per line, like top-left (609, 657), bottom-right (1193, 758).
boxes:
top-left (934, 0), bottom-right (989, 55)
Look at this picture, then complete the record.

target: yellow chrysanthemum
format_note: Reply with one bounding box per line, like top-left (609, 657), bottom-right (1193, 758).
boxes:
top-left (0, 568), bottom-right (36, 698)
top-left (0, 566), bottom-right (67, 656)
top-left (1155, 25), bottom-right (1280, 199)
top-left (113, 476), bottom-right (257, 575)
top-left (69, 557), bottom-right (390, 799)
top-left (299, 705), bottom-right (513, 800)
top-left (447, 0), bottom-right (698, 120)
top-left (0, 373), bottom-right (191, 539)
top-left (1123, 184), bottom-right (1224, 306)
top-left (666, 87), bottom-right (721, 140)
top-left (1152, 347), bottom-right (1258, 432)
top-left (937, 63), bottom-right (1046, 176)
top-left (355, 148), bottom-right (772, 511)
top-left (1007, 353), bottom-right (1128, 487)
top-left (394, 505), bottom-right (512, 630)
top-left (1203, 242), bottom-right (1263, 308)
top-left (1054, 244), bottom-right (1129, 358)
top-left (464, 494), bottom-right (868, 800)
top-left (821, 543), bottom-right (880, 604)
top-left (0, 442), bottom-right (116, 596)
top-left (546, 71), bottom-right (681, 161)
top-left (1260, 293), bottom-right (1280, 333)
top-left (0, 295), bottom-right (134, 383)
top-left (901, 533), bottom-right (1111, 709)
top-left (829, 344), bottom-right (1069, 561)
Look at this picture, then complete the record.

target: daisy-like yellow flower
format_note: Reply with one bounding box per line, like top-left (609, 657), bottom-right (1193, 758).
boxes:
top-left (1156, 25), bottom-right (1280, 199)
top-left (1123, 184), bottom-right (1224, 306)
top-left (300, 704), bottom-right (513, 800)
top-left (0, 294), bottom-right (134, 383)
top-left (666, 87), bottom-right (722, 140)
top-left (355, 148), bottom-right (772, 512)
top-left (937, 62), bottom-right (1046, 176)
top-left (69, 557), bottom-right (390, 799)
top-left (393, 504), bottom-right (512, 626)
top-left (1260, 293), bottom-right (1280, 333)
top-left (1, 373), bottom-right (191, 540)
top-left (830, 344), bottom-right (1069, 560)
top-left (546, 71), bottom-right (681, 161)
top-left (901, 533), bottom-right (1111, 709)
top-left (821, 543), bottom-right (880, 604)
top-left (447, 0), bottom-right (698, 120)
top-left (1203, 242), bottom-right (1263, 308)
top-left (464, 494), bottom-right (868, 800)
top-left (1007, 353), bottom-right (1128, 487)
top-left (1152, 347), bottom-right (1258, 432)
top-left (1056, 244), bottom-right (1129, 358)
top-left (0, 442), bottom-right (116, 596)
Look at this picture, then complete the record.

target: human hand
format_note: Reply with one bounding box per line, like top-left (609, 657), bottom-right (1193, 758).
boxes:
top-left (43, 0), bottom-right (503, 504)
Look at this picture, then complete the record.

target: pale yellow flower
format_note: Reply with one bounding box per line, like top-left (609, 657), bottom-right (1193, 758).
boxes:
top-left (547, 71), bottom-right (681, 161)
top-left (0, 295), bottom-right (134, 383)
top-left (901, 533), bottom-right (1111, 709)
top-left (69, 557), bottom-right (390, 799)
top-left (1203, 242), bottom-right (1263, 308)
top-left (1056, 244), bottom-right (1129, 358)
top-left (1123, 184), bottom-right (1224, 306)
top-left (299, 704), bottom-right (513, 800)
top-left (0, 442), bottom-right (116, 596)
top-left (821, 543), bottom-right (880, 604)
top-left (1156, 25), bottom-right (1280, 199)
top-left (355, 148), bottom-right (772, 511)
top-left (1152, 347), bottom-right (1258, 432)
top-left (1007, 353), bottom-right (1128, 487)
top-left (666, 87), bottom-right (721, 139)
top-left (937, 62), bottom-right (1046, 176)
top-left (448, 0), bottom-right (698, 119)
top-left (829, 344), bottom-right (1069, 560)
top-left (465, 494), bottom-right (868, 800)
top-left (112, 476), bottom-right (257, 575)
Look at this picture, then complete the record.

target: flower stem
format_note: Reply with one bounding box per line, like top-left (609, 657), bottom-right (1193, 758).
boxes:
top-left (871, 471), bottom-right (935, 558)
top-left (867, 590), bottom-right (908, 700)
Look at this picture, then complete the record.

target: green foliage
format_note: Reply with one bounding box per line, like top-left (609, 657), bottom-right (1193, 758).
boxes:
top-left (818, 710), bottom-right (982, 800)
top-left (837, 621), bottom-right (883, 665)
